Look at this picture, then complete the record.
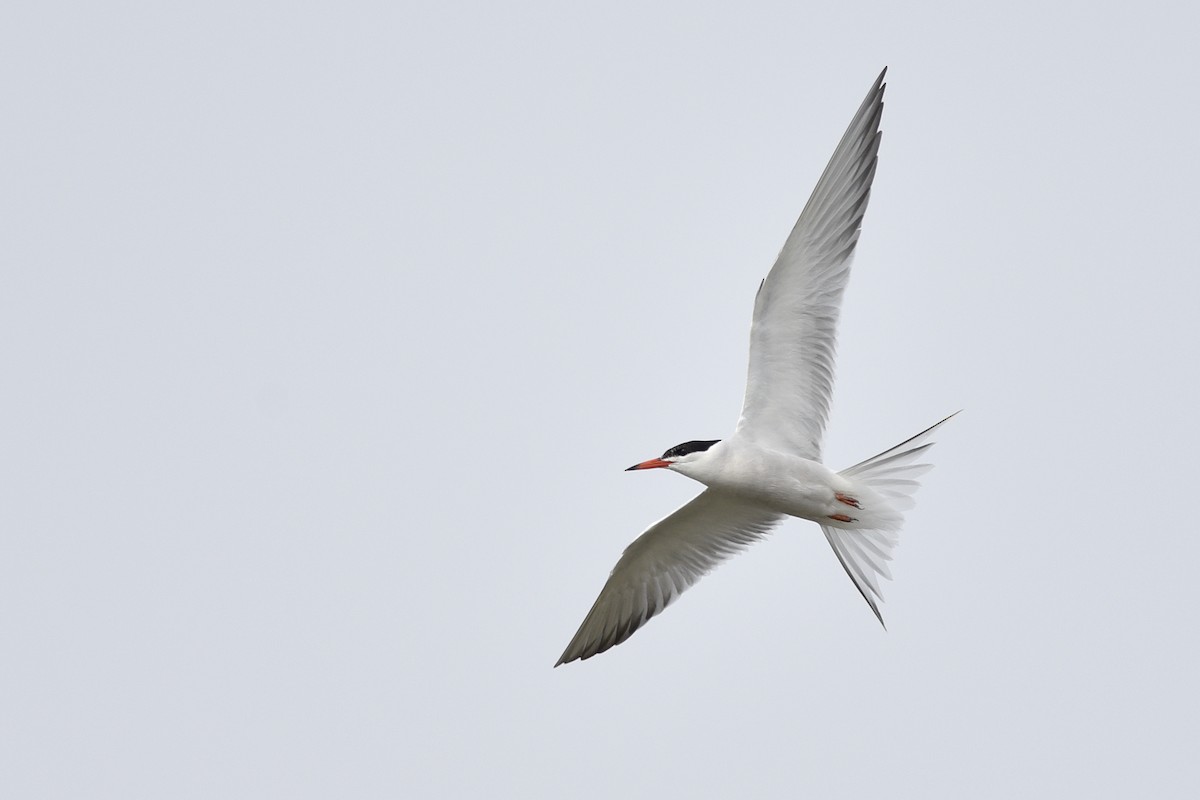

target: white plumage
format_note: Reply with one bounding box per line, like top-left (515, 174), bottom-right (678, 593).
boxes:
top-left (557, 69), bottom-right (954, 666)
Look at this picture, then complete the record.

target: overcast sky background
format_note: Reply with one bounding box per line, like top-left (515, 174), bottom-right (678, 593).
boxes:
top-left (3, 2), bottom-right (1199, 797)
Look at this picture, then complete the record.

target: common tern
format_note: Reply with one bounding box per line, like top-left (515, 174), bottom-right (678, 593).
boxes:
top-left (557, 69), bottom-right (953, 666)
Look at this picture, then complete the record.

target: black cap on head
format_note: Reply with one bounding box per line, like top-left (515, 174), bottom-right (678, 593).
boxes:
top-left (661, 440), bottom-right (720, 459)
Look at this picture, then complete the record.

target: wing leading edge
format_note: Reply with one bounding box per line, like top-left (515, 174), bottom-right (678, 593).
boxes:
top-left (556, 491), bottom-right (781, 665)
top-left (736, 69), bottom-right (887, 458)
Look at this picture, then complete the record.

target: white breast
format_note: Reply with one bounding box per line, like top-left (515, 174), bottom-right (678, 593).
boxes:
top-left (673, 438), bottom-right (842, 522)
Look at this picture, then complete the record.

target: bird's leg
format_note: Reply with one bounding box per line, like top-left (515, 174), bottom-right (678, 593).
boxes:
top-left (828, 513), bottom-right (857, 523)
top-left (835, 492), bottom-right (861, 509)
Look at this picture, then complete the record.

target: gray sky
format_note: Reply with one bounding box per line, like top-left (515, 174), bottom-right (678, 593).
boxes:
top-left (3, 1), bottom-right (1198, 797)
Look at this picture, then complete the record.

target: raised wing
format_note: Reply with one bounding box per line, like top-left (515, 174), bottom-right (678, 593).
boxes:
top-left (556, 491), bottom-right (781, 665)
top-left (736, 69), bottom-right (887, 458)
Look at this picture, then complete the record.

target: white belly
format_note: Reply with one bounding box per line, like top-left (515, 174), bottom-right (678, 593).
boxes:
top-left (679, 441), bottom-right (848, 522)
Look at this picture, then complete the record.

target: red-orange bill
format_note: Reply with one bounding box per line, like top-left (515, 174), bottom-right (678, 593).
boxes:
top-left (625, 458), bottom-right (670, 471)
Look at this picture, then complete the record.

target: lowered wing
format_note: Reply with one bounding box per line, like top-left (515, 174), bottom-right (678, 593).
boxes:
top-left (556, 490), bottom-right (781, 665)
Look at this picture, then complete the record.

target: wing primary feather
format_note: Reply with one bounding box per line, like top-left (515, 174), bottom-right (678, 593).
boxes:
top-left (556, 491), bottom-right (782, 666)
top-left (736, 70), bottom-right (888, 458)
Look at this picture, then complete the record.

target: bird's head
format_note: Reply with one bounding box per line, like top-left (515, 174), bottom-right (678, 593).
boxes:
top-left (626, 439), bottom-right (721, 473)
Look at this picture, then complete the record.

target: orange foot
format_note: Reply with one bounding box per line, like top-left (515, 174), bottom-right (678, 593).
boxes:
top-left (835, 492), bottom-right (862, 509)
top-left (828, 513), bottom-right (856, 523)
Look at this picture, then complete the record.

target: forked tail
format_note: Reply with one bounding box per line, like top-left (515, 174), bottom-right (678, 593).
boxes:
top-left (822, 412), bottom-right (959, 627)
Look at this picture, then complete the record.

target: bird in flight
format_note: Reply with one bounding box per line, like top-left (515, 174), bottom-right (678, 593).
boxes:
top-left (556, 68), bottom-right (955, 666)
